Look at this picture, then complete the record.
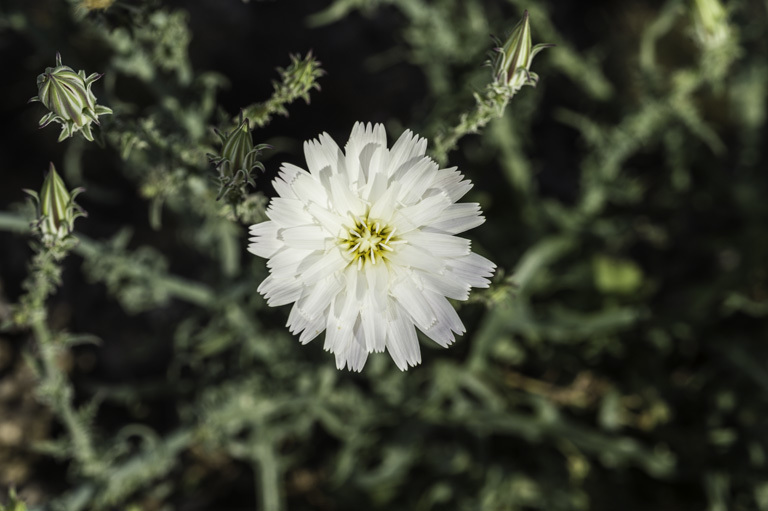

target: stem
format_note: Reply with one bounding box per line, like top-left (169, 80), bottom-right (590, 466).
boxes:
top-left (0, 211), bottom-right (31, 233)
top-left (253, 442), bottom-right (282, 511)
top-left (75, 236), bottom-right (216, 307)
top-left (0, 212), bottom-right (215, 308)
top-left (432, 88), bottom-right (510, 165)
top-left (32, 315), bottom-right (101, 475)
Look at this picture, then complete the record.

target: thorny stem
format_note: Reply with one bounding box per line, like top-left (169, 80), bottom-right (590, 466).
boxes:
top-left (32, 315), bottom-right (101, 475)
top-left (432, 86), bottom-right (511, 165)
top-left (20, 241), bottom-right (103, 476)
top-left (0, 212), bottom-right (215, 307)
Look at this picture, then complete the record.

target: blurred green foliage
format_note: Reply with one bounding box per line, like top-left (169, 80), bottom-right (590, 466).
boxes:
top-left (0, 0), bottom-right (767, 510)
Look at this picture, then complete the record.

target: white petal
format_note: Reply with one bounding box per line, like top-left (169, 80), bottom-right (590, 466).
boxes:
top-left (447, 252), bottom-right (496, 288)
top-left (392, 157), bottom-right (439, 205)
top-left (291, 172), bottom-right (329, 209)
top-left (267, 246), bottom-right (312, 271)
top-left (307, 203), bottom-right (346, 237)
top-left (390, 273), bottom-right (436, 330)
top-left (335, 318), bottom-right (368, 372)
top-left (368, 180), bottom-right (401, 223)
top-left (361, 169), bottom-right (388, 204)
top-left (387, 129), bottom-right (428, 177)
top-left (299, 275), bottom-right (344, 320)
top-left (386, 243), bottom-right (446, 273)
top-left (417, 291), bottom-right (465, 347)
top-left (385, 300), bottom-right (421, 371)
top-left (304, 133), bottom-right (344, 176)
top-left (298, 315), bottom-right (326, 344)
top-left (288, 304), bottom-right (329, 345)
top-left (327, 172), bottom-right (365, 217)
top-left (267, 197), bottom-right (313, 227)
top-left (257, 275), bottom-right (302, 306)
top-left (298, 249), bottom-right (347, 284)
top-left (280, 225), bottom-right (328, 250)
top-left (393, 192), bottom-right (451, 233)
top-left (247, 221), bottom-right (282, 258)
top-left (272, 163), bottom-right (307, 199)
top-left (403, 231), bottom-right (471, 258)
top-left (431, 167), bottom-right (472, 202)
top-left (345, 122), bottom-right (387, 185)
top-left (419, 269), bottom-right (471, 301)
top-left (324, 275), bottom-right (360, 354)
top-left (423, 203), bottom-right (485, 235)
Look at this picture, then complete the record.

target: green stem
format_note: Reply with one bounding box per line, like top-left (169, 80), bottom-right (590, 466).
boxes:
top-left (253, 442), bottom-right (283, 511)
top-left (0, 211), bottom-right (215, 308)
top-left (0, 211), bottom-right (31, 233)
top-left (74, 236), bottom-right (216, 307)
top-left (33, 316), bottom-right (100, 474)
top-left (432, 89), bottom-right (509, 165)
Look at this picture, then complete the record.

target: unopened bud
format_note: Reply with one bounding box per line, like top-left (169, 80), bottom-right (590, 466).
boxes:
top-left (492, 11), bottom-right (554, 94)
top-left (691, 0), bottom-right (731, 47)
top-left (24, 163), bottom-right (86, 245)
top-left (79, 0), bottom-right (115, 11)
top-left (2, 488), bottom-right (28, 511)
top-left (208, 111), bottom-right (269, 202)
top-left (29, 53), bottom-right (113, 142)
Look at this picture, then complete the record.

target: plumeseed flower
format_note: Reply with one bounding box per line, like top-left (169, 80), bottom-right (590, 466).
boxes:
top-left (29, 53), bottom-right (112, 142)
top-left (248, 122), bottom-right (496, 371)
top-left (208, 111), bottom-right (269, 202)
top-left (492, 10), bottom-right (554, 94)
top-left (24, 163), bottom-right (86, 246)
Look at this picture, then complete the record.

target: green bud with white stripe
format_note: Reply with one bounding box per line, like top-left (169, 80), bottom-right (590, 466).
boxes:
top-left (692, 0), bottom-right (731, 48)
top-left (24, 163), bottom-right (87, 246)
top-left (29, 53), bottom-right (113, 142)
top-left (208, 111), bottom-right (269, 203)
top-left (492, 11), bottom-right (554, 95)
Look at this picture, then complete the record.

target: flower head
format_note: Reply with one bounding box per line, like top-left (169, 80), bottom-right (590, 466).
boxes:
top-left (248, 122), bottom-right (495, 371)
top-left (491, 11), bottom-right (554, 94)
top-left (24, 163), bottom-right (86, 246)
top-left (29, 53), bottom-right (112, 142)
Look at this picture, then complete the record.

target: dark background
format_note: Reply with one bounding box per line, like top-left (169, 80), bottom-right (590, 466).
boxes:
top-left (1, 0), bottom-right (768, 510)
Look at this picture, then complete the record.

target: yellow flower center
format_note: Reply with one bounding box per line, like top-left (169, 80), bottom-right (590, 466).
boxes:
top-left (341, 214), bottom-right (401, 269)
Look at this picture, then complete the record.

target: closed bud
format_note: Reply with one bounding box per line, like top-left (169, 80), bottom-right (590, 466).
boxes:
top-left (691, 0), bottom-right (730, 47)
top-left (29, 53), bottom-right (113, 142)
top-left (78, 0), bottom-right (115, 11)
top-left (208, 111), bottom-right (269, 202)
top-left (492, 11), bottom-right (554, 94)
top-left (1, 488), bottom-right (27, 511)
top-left (24, 163), bottom-right (86, 246)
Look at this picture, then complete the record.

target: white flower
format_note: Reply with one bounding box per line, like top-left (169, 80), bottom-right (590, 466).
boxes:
top-left (248, 122), bottom-right (495, 371)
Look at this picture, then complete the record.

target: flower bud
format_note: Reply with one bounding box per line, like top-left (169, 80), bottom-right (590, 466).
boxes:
top-left (208, 111), bottom-right (269, 202)
top-left (29, 53), bottom-right (113, 142)
top-left (691, 0), bottom-right (730, 47)
top-left (79, 0), bottom-right (115, 11)
top-left (492, 11), bottom-right (554, 94)
top-left (24, 163), bottom-right (86, 245)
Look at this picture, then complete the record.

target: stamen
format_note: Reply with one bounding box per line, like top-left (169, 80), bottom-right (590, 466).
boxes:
top-left (341, 213), bottom-right (400, 269)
